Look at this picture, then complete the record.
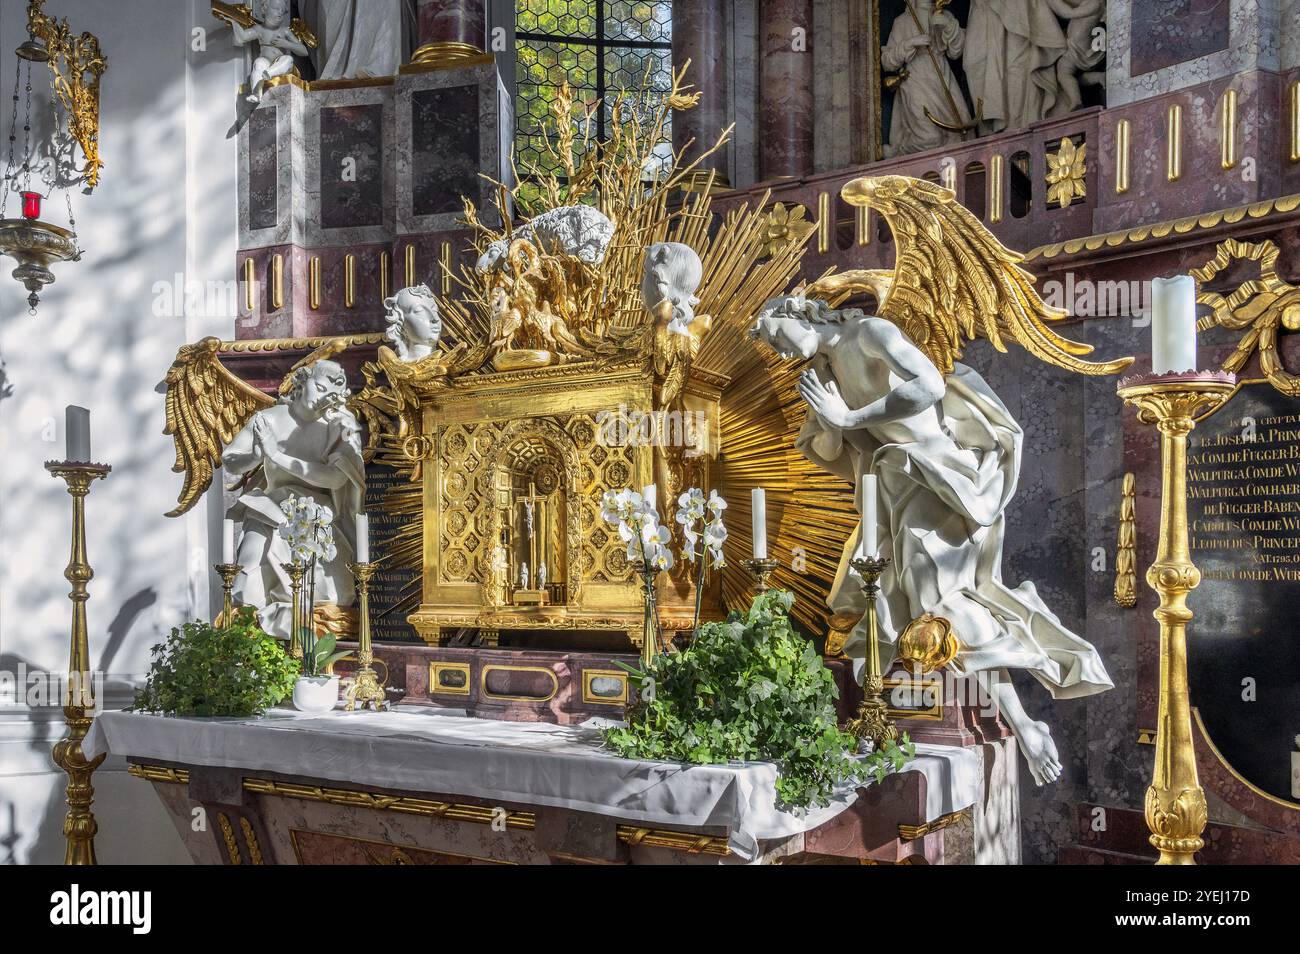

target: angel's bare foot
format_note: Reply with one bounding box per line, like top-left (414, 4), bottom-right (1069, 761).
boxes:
top-left (1014, 719), bottom-right (1063, 786)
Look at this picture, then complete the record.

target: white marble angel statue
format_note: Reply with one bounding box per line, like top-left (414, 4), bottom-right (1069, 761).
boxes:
top-left (642, 241), bottom-right (712, 407)
top-left (751, 175), bottom-right (1132, 786)
top-left (226, 0), bottom-right (313, 104)
top-left (384, 284), bottom-right (442, 362)
top-left (223, 359), bottom-right (365, 637)
top-left (160, 340), bottom-right (365, 639)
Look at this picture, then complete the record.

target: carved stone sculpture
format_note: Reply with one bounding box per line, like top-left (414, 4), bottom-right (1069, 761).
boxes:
top-left (751, 175), bottom-right (1133, 786)
top-left (305, 0), bottom-right (406, 80)
top-left (384, 284), bottom-right (442, 362)
top-left (881, 1), bottom-right (973, 156)
top-left (223, 359), bottom-right (365, 638)
top-left (476, 205), bottom-right (616, 273)
top-left (1045, 0), bottom-right (1106, 115)
top-left (230, 0), bottom-right (311, 104)
top-left (642, 242), bottom-right (712, 407)
top-left (963, 0), bottom-right (1069, 134)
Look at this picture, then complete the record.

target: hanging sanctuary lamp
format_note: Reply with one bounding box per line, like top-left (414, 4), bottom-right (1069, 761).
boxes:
top-left (0, 0), bottom-right (104, 314)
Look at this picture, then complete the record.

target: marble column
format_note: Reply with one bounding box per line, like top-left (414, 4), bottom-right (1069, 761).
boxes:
top-left (417, 0), bottom-right (487, 52)
top-left (759, 0), bottom-right (815, 179)
top-left (672, 0), bottom-right (730, 187)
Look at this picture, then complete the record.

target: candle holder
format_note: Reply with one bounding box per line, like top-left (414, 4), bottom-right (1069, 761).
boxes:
top-left (741, 557), bottom-right (779, 596)
top-left (214, 563), bottom-right (241, 624)
top-left (345, 562), bottom-right (386, 711)
top-left (281, 560), bottom-right (306, 659)
top-left (1118, 370), bottom-right (1235, 865)
top-left (846, 554), bottom-right (898, 752)
top-left (44, 459), bottom-right (111, 865)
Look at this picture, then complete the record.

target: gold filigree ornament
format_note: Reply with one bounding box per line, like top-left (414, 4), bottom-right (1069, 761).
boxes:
top-left (1192, 237), bottom-right (1300, 396)
top-left (22, 0), bottom-right (107, 189)
top-left (1045, 136), bottom-right (1087, 209)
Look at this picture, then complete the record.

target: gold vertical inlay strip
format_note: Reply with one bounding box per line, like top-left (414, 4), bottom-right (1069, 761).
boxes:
top-left (308, 256), bottom-right (320, 310)
top-left (242, 257), bottom-right (255, 312)
top-left (816, 191), bottom-right (831, 253)
top-left (988, 153), bottom-right (1004, 223)
top-left (439, 241), bottom-right (452, 295)
top-left (854, 204), bottom-right (870, 246)
top-left (344, 253), bottom-right (356, 309)
top-left (1115, 119), bottom-right (1131, 194)
top-left (380, 251), bottom-right (391, 299)
top-left (941, 163), bottom-right (956, 191)
top-left (270, 253), bottom-right (283, 310)
top-left (1219, 88), bottom-right (1237, 170)
top-left (1167, 104), bottom-right (1182, 182)
top-left (404, 244), bottom-right (416, 287)
top-left (1290, 81), bottom-right (1300, 162)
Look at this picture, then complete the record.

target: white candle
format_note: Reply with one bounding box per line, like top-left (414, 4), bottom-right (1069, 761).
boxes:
top-left (751, 487), bottom-right (768, 559)
top-left (1151, 275), bottom-right (1198, 374)
top-left (356, 513), bottom-right (370, 564)
top-left (643, 483), bottom-right (657, 514)
top-left (860, 474), bottom-right (878, 559)
top-left (65, 406), bottom-right (91, 462)
top-left (222, 519), bottom-right (236, 564)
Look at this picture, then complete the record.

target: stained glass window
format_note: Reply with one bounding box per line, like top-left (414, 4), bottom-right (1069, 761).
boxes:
top-left (515, 1), bottom-right (673, 179)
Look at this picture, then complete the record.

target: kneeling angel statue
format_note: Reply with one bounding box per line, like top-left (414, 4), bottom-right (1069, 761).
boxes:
top-left (752, 175), bottom-right (1133, 785)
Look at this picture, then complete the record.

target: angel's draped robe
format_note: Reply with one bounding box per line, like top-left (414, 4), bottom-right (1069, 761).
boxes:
top-left (799, 319), bottom-right (1112, 699)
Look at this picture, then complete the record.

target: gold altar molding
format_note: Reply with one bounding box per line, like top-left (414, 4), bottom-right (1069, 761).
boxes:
top-left (1024, 194), bottom-right (1300, 262)
top-left (1114, 473), bottom-right (1137, 608)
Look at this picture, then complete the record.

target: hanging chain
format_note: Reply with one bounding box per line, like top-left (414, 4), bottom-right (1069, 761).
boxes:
top-left (19, 59), bottom-right (33, 194)
top-left (0, 58), bottom-right (22, 217)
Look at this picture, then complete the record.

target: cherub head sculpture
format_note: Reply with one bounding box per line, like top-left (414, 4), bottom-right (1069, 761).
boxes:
top-left (641, 242), bottom-right (703, 335)
top-left (384, 284), bottom-right (442, 362)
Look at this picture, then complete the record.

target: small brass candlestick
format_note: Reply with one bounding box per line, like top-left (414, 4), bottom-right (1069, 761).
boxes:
top-left (741, 557), bottom-right (779, 596)
top-left (282, 560), bottom-right (306, 659)
top-left (345, 562), bottom-right (386, 711)
top-left (1118, 370), bottom-right (1235, 865)
top-left (214, 563), bottom-right (240, 623)
top-left (846, 554), bottom-right (898, 751)
top-left (45, 459), bottom-right (111, 865)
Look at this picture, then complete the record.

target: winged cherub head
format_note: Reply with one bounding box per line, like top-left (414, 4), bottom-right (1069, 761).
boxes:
top-left (750, 293), bottom-right (849, 361)
top-left (384, 284), bottom-right (441, 362)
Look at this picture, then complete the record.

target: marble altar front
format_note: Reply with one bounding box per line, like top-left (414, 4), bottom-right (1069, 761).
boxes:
top-left (86, 707), bottom-right (1018, 865)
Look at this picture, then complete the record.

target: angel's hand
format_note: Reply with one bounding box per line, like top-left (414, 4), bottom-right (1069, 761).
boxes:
top-left (798, 370), bottom-right (856, 429)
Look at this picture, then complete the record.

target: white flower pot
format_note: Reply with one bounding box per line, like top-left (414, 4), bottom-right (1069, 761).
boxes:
top-left (292, 675), bottom-right (340, 714)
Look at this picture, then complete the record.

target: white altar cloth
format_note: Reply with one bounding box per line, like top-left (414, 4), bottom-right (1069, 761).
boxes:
top-left (85, 705), bottom-right (982, 860)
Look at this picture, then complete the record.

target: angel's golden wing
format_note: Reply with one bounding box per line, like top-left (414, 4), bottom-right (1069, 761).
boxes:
top-left (840, 175), bottom-right (1132, 377)
top-left (162, 337), bottom-right (274, 518)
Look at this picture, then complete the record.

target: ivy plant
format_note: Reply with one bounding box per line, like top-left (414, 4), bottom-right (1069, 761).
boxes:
top-left (133, 607), bottom-right (298, 718)
top-left (602, 589), bottom-right (915, 809)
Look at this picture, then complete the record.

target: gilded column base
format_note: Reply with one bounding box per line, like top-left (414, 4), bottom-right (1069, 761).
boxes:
top-left (1145, 784), bottom-right (1207, 865)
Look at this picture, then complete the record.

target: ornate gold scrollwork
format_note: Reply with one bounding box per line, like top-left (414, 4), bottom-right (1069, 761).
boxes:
top-left (1193, 237), bottom-right (1300, 396)
top-left (1114, 472), bottom-right (1137, 608)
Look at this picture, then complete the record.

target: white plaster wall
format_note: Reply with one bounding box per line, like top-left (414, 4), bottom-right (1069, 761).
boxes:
top-left (0, 0), bottom-right (241, 864)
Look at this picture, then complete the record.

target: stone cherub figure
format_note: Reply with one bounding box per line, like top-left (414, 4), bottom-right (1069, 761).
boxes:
top-left (228, 0), bottom-right (312, 104)
top-left (880, 0), bottom-right (972, 157)
top-left (642, 241), bottom-right (712, 407)
top-left (222, 359), bottom-right (365, 638)
top-left (751, 175), bottom-right (1132, 786)
top-left (384, 284), bottom-right (442, 362)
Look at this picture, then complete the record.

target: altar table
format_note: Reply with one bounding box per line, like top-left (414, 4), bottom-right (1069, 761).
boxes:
top-left (85, 706), bottom-right (1020, 865)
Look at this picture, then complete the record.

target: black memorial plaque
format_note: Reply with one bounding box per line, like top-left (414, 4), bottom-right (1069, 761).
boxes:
top-left (1186, 382), bottom-right (1300, 803)
top-left (364, 464), bottom-right (421, 643)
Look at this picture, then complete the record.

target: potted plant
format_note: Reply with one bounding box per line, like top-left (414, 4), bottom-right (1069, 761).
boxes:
top-left (278, 495), bottom-right (352, 713)
top-left (133, 607), bottom-right (298, 718)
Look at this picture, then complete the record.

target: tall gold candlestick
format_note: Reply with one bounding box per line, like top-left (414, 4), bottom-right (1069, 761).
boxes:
top-left (345, 562), bottom-right (386, 711)
top-left (282, 560), bottom-right (306, 659)
top-left (1118, 371), bottom-right (1235, 865)
top-left (847, 555), bottom-right (898, 751)
top-left (214, 563), bottom-right (240, 623)
top-left (44, 459), bottom-right (111, 865)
